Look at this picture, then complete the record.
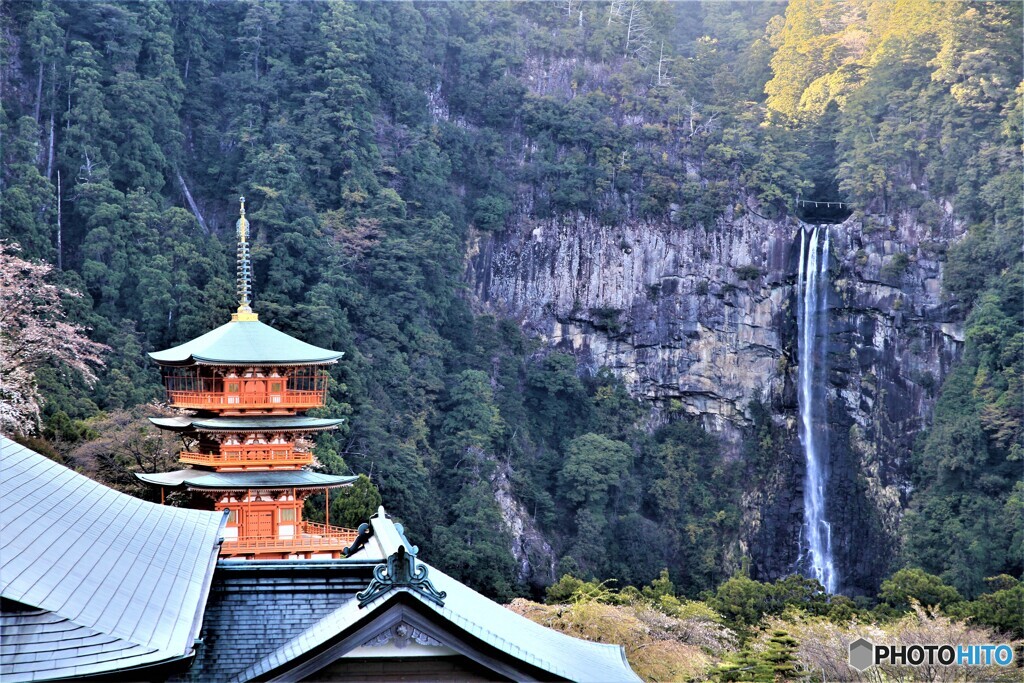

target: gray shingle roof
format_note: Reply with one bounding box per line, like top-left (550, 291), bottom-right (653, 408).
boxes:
top-left (226, 508), bottom-right (642, 683)
top-left (149, 320), bottom-right (343, 366)
top-left (149, 416), bottom-right (343, 433)
top-left (135, 469), bottom-right (357, 491)
top-left (0, 436), bottom-right (227, 682)
top-left (168, 563), bottom-right (367, 682)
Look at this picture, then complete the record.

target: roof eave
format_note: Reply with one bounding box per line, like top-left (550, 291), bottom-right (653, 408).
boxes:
top-left (148, 354), bottom-right (343, 367)
top-left (183, 477), bottom-right (356, 492)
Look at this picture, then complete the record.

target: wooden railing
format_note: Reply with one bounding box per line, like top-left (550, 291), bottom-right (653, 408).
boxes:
top-left (221, 521), bottom-right (359, 556)
top-left (300, 520), bottom-right (352, 537)
top-left (179, 447), bottom-right (313, 469)
top-left (166, 389), bottom-right (325, 410)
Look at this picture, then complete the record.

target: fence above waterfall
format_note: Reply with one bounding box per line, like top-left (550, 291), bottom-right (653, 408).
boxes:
top-left (794, 196), bottom-right (854, 224)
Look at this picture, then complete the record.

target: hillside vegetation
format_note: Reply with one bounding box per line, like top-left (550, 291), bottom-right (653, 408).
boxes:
top-left (1, 0), bottom-right (1020, 622)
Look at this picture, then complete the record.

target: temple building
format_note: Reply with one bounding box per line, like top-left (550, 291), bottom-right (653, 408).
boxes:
top-left (136, 198), bottom-right (358, 559)
top-left (1, 436), bottom-right (641, 682)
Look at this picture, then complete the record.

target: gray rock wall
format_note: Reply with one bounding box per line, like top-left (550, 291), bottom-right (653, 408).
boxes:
top-left (468, 202), bottom-right (965, 592)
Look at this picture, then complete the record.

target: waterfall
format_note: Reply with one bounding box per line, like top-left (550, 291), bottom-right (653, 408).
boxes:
top-left (797, 225), bottom-right (837, 593)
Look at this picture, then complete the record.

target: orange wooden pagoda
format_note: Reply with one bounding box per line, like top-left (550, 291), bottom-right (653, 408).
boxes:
top-left (138, 198), bottom-right (358, 559)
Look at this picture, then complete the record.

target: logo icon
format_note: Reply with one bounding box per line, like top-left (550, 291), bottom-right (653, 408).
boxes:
top-left (849, 637), bottom-right (874, 671)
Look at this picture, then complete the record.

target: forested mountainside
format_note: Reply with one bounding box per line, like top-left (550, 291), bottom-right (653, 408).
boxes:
top-left (1, 0), bottom-right (1020, 613)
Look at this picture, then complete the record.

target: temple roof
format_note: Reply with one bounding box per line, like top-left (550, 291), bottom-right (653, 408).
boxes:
top-left (0, 436), bottom-right (226, 682)
top-left (209, 507), bottom-right (641, 683)
top-left (136, 469), bottom-right (357, 491)
top-left (149, 320), bottom-right (343, 367)
top-left (149, 415), bottom-right (344, 433)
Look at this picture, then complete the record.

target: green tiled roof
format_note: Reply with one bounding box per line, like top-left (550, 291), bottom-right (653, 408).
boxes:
top-left (149, 416), bottom-right (343, 433)
top-left (149, 320), bottom-right (343, 366)
top-left (136, 469), bottom-right (356, 491)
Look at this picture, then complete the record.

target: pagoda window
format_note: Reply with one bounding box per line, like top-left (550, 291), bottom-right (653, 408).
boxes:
top-left (288, 366), bottom-right (330, 394)
top-left (281, 509), bottom-right (295, 522)
top-left (226, 509), bottom-right (238, 525)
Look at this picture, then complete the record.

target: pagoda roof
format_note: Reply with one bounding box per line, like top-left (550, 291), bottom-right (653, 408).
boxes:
top-left (149, 416), bottom-right (343, 433)
top-left (136, 469), bottom-right (356, 492)
top-left (149, 320), bottom-right (343, 367)
top-left (0, 436), bottom-right (226, 682)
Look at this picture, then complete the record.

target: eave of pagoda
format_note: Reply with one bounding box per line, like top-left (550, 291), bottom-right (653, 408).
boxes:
top-left (149, 416), bottom-right (343, 434)
top-left (135, 468), bottom-right (356, 492)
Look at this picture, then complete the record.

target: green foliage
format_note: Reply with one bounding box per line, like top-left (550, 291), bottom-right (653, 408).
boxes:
top-left (904, 263), bottom-right (1023, 596)
top-left (955, 580), bottom-right (1024, 638)
top-left (879, 252), bottom-right (910, 281)
top-left (545, 574), bottom-right (588, 604)
top-left (329, 474), bottom-right (382, 529)
top-left (560, 433), bottom-right (632, 511)
top-left (645, 420), bottom-right (740, 593)
top-left (878, 568), bottom-right (963, 612)
top-left (2, 0), bottom-right (1019, 610)
top-left (711, 628), bottom-right (804, 682)
top-left (734, 265), bottom-right (761, 282)
top-left (706, 575), bottom-right (831, 633)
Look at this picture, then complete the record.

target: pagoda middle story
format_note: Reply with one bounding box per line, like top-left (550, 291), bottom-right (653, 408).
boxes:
top-left (138, 198), bottom-right (358, 560)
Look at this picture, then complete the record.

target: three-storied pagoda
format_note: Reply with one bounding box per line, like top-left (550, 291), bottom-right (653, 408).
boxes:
top-left (138, 198), bottom-right (358, 559)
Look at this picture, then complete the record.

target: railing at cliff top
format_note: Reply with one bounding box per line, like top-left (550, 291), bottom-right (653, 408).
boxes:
top-left (795, 197), bottom-right (853, 210)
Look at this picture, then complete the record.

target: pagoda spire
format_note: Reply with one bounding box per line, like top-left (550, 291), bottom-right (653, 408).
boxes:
top-left (233, 196), bottom-right (258, 322)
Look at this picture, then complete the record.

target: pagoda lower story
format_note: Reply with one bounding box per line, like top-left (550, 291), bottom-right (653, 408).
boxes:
top-left (139, 465), bottom-right (357, 559)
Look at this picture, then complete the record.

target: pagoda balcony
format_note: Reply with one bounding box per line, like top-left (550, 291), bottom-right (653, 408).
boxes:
top-left (220, 521), bottom-right (359, 557)
top-left (179, 447), bottom-right (314, 470)
top-left (165, 388), bottom-right (326, 411)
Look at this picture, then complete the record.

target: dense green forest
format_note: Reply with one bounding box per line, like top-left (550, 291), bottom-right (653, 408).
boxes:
top-left (1, 0), bottom-right (1020, 642)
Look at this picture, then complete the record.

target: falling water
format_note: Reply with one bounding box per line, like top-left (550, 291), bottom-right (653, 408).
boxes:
top-left (797, 225), bottom-right (837, 593)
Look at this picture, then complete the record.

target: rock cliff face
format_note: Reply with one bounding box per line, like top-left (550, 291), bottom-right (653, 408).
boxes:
top-left (468, 202), bottom-right (965, 593)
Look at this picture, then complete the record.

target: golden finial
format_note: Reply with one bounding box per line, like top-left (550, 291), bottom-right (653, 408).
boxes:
top-left (232, 195), bottom-right (259, 322)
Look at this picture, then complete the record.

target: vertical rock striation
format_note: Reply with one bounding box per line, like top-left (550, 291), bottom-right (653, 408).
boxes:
top-left (467, 204), bottom-right (965, 593)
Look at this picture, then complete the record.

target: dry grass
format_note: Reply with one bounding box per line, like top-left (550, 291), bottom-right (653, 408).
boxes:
top-left (765, 605), bottom-right (1022, 683)
top-left (507, 598), bottom-right (733, 682)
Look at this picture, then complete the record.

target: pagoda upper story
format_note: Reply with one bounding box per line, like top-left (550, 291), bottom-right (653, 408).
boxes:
top-left (150, 197), bottom-right (342, 419)
top-left (150, 319), bottom-right (342, 414)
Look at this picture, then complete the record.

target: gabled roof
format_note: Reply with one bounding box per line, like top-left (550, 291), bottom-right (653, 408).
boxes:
top-left (0, 436), bottom-right (227, 682)
top-left (149, 416), bottom-right (343, 433)
top-left (149, 320), bottom-right (343, 366)
top-left (230, 507), bottom-right (642, 683)
top-left (136, 469), bottom-right (357, 491)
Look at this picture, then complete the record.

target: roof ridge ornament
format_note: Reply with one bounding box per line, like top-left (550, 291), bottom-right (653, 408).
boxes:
top-left (356, 545), bottom-right (447, 609)
top-left (232, 196), bottom-right (259, 322)
top-left (343, 521), bottom-right (374, 557)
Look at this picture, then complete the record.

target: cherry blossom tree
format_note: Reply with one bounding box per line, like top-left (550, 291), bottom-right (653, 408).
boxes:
top-left (0, 241), bottom-right (108, 434)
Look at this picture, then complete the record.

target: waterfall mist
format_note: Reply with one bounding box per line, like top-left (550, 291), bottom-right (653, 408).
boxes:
top-left (797, 225), bottom-right (837, 593)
